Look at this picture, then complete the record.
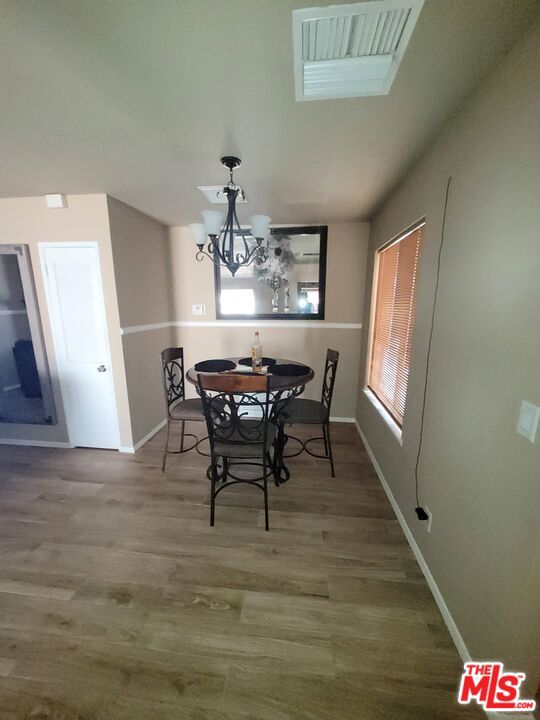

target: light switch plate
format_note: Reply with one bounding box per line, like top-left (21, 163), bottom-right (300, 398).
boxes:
top-left (516, 400), bottom-right (540, 443)
top-left (192, 304), bottom-right (206, 316)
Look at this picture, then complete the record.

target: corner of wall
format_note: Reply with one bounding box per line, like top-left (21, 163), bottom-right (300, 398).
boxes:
top-left (101, 199), bottom-right (134, 450)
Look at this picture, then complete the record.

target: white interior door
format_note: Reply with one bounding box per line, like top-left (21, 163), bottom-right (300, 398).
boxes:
top-left (41, 244), bottom-right (120, 449)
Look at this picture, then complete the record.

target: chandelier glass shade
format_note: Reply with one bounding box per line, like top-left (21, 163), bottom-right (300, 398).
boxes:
top-left (190, 157), bottom-right (271, 277)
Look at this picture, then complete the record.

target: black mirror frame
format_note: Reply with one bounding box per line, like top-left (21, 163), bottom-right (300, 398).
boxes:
top-left (214, 225), bottom-right (328, 321)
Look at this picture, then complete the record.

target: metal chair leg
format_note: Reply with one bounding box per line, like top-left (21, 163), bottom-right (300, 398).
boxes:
top-left (325, 422), bottom-right (335, 478)
top-left (180, 420), bottom-right (185, 451)
top-left (210, 458), bottom-right (217, 527)
top-left (322, 423), bottom-right (329, 456)
top-left (263, 454), bottom-right (269, 531)
top-left (161, 420), bottom-right (171, 472)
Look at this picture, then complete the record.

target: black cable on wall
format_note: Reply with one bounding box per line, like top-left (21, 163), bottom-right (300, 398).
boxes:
top-left (415, 176), bottom-right (453, 519)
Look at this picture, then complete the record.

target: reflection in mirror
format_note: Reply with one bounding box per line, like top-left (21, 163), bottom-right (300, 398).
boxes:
top-left (0, 246), bottom-right (55, 425)
top-left (215, 226), bottom-right (327, 319)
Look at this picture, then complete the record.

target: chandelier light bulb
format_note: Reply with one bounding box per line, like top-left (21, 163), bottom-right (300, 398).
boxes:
top-left (189, 223), bottom-right (207, 247)
top-left (201, 210), bottom-right (224, 237)
top-left (250, 215), bottom-right (271, 241)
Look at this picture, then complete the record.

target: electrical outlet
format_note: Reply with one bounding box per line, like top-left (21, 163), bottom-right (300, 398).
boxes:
top-left (192, 304), bottom-right (206, 316)
top-left (424, 506), bottom-right (433, 533)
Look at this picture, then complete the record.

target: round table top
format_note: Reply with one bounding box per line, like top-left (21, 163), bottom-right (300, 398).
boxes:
top-left (186, 357), bottom-right (315, 392)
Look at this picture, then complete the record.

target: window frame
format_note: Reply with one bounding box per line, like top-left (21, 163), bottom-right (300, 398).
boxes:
top-left (364, 218), bottom-right (425, 438)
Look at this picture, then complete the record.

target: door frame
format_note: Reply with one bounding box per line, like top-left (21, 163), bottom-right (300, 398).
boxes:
top-left (38, 241), bottom-right (121, 449)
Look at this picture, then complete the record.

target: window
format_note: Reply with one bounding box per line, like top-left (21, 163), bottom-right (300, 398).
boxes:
top-left (367, 221), bottom-right (424, 427)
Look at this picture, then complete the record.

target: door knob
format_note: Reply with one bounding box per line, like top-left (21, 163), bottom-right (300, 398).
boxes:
top-left (97, 365), bottom-right (107, 372)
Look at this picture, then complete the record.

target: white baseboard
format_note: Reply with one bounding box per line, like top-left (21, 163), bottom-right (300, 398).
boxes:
top-left (330, 416), bottom-right (356, 423)
top-left (354, 419), bottom-right (470, 661)
top-left (0, 438), bottom-right (73, 448)
top-left (354, 422), bottom-right (537, 720)
top-left (119, 418), bottom-right (167, 454)
top-left (486, 714), bottom-right (534, 720)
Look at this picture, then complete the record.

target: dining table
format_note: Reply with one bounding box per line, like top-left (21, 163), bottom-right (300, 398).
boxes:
top-left (186, 356), bottom-right (315, 483)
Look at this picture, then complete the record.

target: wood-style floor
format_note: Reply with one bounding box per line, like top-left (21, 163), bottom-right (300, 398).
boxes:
top-left (0, 423), bottom-right (482, 719)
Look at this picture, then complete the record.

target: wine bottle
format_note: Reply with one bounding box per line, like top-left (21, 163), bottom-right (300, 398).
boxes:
top-left (252, 331), bottom-right (262, 372)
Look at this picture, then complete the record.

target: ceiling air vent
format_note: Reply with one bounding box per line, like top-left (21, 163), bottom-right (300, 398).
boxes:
top-left (292, 0), bottom-right (424, 101)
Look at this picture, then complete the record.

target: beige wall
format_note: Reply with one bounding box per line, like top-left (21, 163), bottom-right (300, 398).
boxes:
top-left (107, 197), bottom-right (173, 328)
top-left (0, 194), bottom-right (132, 447)
top-left (356, 21), bottom-right (540, 690)
top-left (120, 327), bottom-right (172, 445)
top-left (169, 222), bottom-right (369, 418)
top-left (173, 325), bottom-right (364, 418)
top-left (107, 197), bottom-right (173, 445)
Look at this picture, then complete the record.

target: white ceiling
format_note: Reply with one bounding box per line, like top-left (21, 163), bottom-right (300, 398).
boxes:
top-left (0, 0), bottom-right (537, 226)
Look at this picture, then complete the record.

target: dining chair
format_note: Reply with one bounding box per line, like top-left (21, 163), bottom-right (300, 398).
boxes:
top-left (197, 372), bottom-right (276, 530)
top-left (161, 347), bottom-right (205, 471)
top-left (278, 348), bottom-right (339, 477)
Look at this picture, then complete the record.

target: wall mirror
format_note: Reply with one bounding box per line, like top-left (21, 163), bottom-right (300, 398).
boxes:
top-left (214, 226), bottom-right (327, 319)
top-left (0, 245), bottom-right (56, 425)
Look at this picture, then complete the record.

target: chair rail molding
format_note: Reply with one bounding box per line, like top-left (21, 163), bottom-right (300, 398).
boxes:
top-left (120, 320), bottom-right (362, 335)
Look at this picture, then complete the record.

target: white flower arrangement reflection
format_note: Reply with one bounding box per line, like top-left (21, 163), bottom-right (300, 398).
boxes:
top-left (253, 235), bottom-right (295, 313)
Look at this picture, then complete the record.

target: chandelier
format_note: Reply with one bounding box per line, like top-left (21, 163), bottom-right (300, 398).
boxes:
top-left (190, 156), bottom-right (271, 277)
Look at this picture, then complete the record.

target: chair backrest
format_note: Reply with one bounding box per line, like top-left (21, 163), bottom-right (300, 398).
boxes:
top-left (161, 347), bottom-right (186, 416)
top-left (197, 372), bottom-right (271, 454)
top-left (321, 349), bottom-right (339, 416)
